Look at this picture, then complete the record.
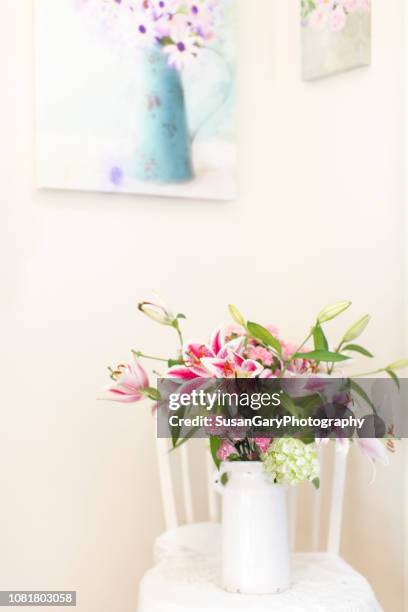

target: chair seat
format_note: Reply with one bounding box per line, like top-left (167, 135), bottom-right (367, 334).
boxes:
top-left (139, 523), bottom-right (383, 612)
top-left (154, 522), bottom-right (221, 563)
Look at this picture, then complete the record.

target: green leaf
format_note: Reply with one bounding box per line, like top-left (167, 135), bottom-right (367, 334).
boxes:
top-left (144, 387), bottom-right (160, 401)
top-left (385, 369), bottom-right (400, 390)
top-left (247, 322), bottom-right (282, 354)
top-left (209, 436), bottom-right (221, 469)
top-left (386, 359), bottom-right (408, 371)
top-left (172, 426), bottom-right (201, 450)
top-left (341, 314), bottom-right (371, 343)
top-left (317, 301), bottom-right (352, 324)
top-left (350, 380), bottom-right (376, 413)
top-left (342, 344), bottom-right (374, 358)
top-left (291, 350), bottom-right (350, 363)
top-left (312, 477), bottom-right (320, 490)
top-left (221, 472), bottom-right (230, 485)
top-left (300, 436), bottom-right (316, 445)
top-left (176, 313), bottom-right (186, 320)
top-left (280, 392), bottom-right (299, 417)
top-left (228, 304), bottom-right (246, 327)
top-left (313, 323), bottom-right (329, 351)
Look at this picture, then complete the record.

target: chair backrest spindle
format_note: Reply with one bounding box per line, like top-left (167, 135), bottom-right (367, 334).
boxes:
top-left (155, 437), bottom-right (178, 531)
top-left (312, 445), bottom-right (324, 551)
top-left (327, 450), bottom-right (348, 555)
top-left (206, 445), bottom-right (218, 522)
top-left (180, 444), bottom-right (194, 524)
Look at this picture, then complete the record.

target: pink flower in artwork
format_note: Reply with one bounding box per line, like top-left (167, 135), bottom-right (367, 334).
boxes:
top-left (343, 0), bottom-right (370, 10)
top-left (328, 6), bottom-right (347, 32)
top-left (217, 439), bottom-right (237, 461)
top-left (315, 0), bottom-right (336, 9)
top-left (341, 0), bottom-right (361, 12)
top-left (308, 8), bottom-right (329, 31)
top-left (104, 358), bottom-right (149, 403)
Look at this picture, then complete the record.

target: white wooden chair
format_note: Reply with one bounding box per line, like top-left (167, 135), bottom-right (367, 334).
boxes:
top-left (138, 439), bottom-right (383, 612)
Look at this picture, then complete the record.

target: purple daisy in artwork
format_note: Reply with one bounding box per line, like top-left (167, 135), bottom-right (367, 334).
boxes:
top-left (80, 0), bottom-right (224, 70)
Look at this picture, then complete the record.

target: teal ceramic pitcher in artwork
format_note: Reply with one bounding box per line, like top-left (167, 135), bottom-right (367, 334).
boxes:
top-left (134, 46), bottom-right (194, 184)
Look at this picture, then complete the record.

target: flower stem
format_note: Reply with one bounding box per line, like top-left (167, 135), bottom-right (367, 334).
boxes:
top-left (280, 329), bottom-right (313, 377)
top-left (132, 350), bottom-right (168, 363)
top-left (327, 340), bottom-right (345, 375)
top-left (173, 320), bottom-right (184, 347)
top-left (351, 368), bottom-right (383, 378)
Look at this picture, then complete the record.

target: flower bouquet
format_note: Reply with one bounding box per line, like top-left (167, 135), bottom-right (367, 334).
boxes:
top-left (301, 0), bottom-right (370, 33)
top-left (104, 295), bottom-right (406, 594)
top-left (81, 0), bottom-right (224, 70)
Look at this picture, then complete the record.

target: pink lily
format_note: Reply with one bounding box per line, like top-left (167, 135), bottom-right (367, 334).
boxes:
top-left (259, 369), bottom-right (278, 379)
top-left (105, 358), bottom-right (149, 403)
top-left (357, 438), bottom-right (389, 484)
top-left (201, 352), bottom-right (264, 378)
top-left (166, 327), bottom-right (245, 380)
top-left (183, 327), bottom-right (228, 367)
top-left (357, 438), bottom-right (389, 465)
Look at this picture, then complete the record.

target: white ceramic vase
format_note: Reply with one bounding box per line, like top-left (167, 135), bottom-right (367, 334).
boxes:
top-left (214, 461), bottom-right (291, 595)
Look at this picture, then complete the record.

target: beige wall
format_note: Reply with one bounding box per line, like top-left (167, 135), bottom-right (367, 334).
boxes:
top-left (0, 0), bottom-right (405, 610)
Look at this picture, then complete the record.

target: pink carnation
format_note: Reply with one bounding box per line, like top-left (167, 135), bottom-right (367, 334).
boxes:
top-left (224, 323), bottom-right (246, 340)
top-left (341, 0), bottom-right (360, 11)
top-left (205, 415), bottom-right (228, 437)
top-left (266, 324), bottom-right (280, 337)
top-left (217, 440), bottom-right (237, 461)
top-left (329, 7), bottom-right (347, 31)
top-left (245, 345), bottom-right (274, 366)
top-left (252, 438), bottom-right (272, 454)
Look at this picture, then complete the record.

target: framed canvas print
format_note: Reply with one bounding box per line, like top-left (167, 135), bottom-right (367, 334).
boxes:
top-left (301, 0), bottom-right (371, 81)
top-left (35, 0), bottom-right (237, 200)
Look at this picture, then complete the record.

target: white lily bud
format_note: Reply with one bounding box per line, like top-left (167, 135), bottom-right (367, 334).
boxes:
top-left (386, 359), bottom-right (408, 371)
top-left (228, 304), bottom-right (246, 327)
top-left (317, 301), bottom-right (351, 324)
top-left (342, 314), bottom-right (371, 343)
top-left (138, 293), bottom-right (175, 326)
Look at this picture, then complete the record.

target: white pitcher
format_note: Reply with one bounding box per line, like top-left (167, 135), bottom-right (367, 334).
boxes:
top-left (214, 461), bottom-right (291, 595)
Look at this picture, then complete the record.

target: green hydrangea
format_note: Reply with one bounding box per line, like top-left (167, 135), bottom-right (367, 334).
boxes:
top-left (262, 438), bottom-right (319, 486)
